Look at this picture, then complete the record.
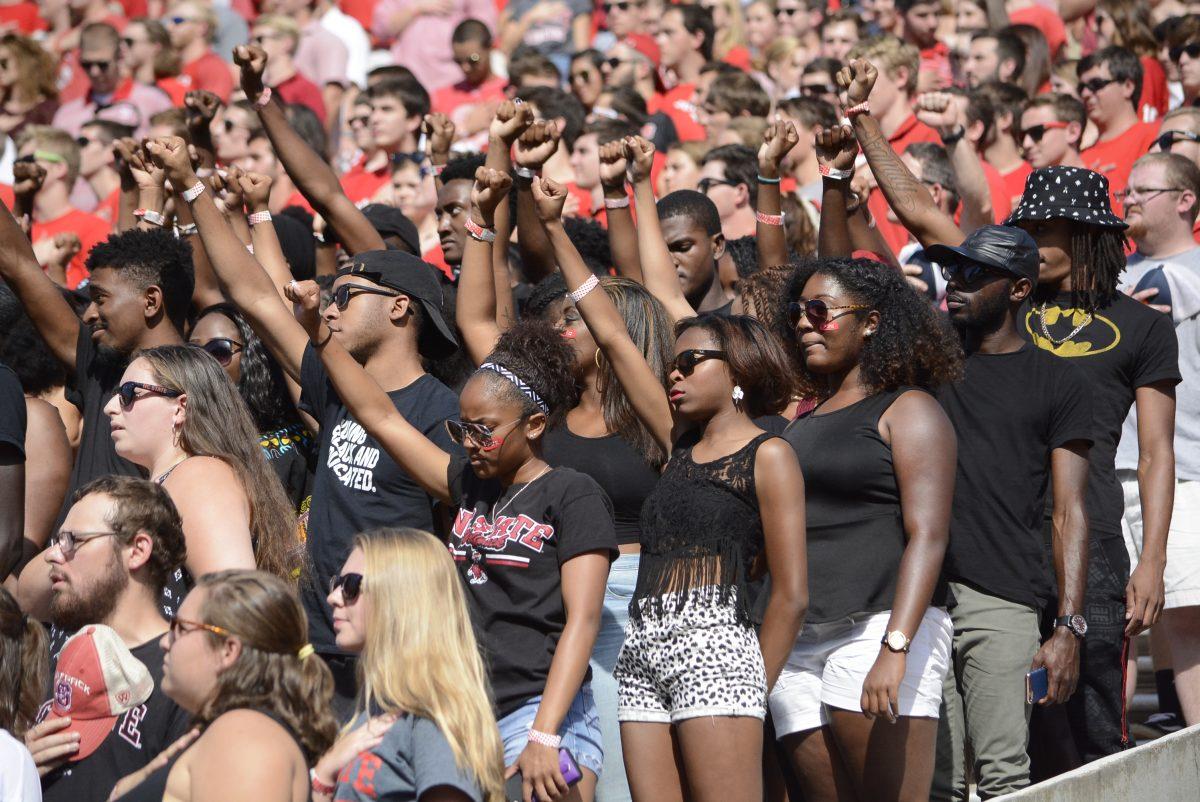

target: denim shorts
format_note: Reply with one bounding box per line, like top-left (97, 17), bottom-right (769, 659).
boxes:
top-left (498, 684), bottom-right (604, 777)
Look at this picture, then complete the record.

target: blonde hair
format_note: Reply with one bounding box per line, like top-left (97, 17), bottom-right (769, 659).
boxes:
top-left (15, 125), bottom-right (80, 186)
top-left (711, 0), bottom-right (747, 61)
top-left (848, 34), bottom-right (919, 94)
top-left (355, 529), bottom-right (505, 802)
top-left (255, 13), bottom-right (301, 49)
top-left (763, 35), bottom-right (802, 75)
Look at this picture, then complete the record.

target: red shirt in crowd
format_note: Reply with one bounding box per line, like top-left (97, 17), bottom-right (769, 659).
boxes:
top-left (650, 84), bottom-right (706, 143)
top-left (31, 208), bottom-right (112, 290)
top-left (919, 42), bottom-right (953, 90)
top-left (999, 161), bottom-right (1032, 205)
top-left (1081, 119), bottom-right (1161, 198)
top-left (0, 2), bottom-right (46, 34)
top-left (274, 72), bottom-right (326, 125)
top-left (982, 161), bottom-right (1015, 223)
top-left (339, 155), bottom-right (391, 204)
top-left (92, 188), bottom-right (121, 227)
top-left (432, 75), bottom-right (507, 127)
top-left (869, 114), bottom-right (942, 256)
top-left (1140, 56), bottom-right (1169, 122)
top-left (181, 50), bottom-right (235, 102)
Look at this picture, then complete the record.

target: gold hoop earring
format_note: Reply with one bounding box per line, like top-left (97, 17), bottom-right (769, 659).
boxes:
top-left (594, 348), bottom-right (604, 370)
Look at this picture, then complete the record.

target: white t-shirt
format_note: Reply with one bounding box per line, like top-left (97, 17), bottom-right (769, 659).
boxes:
top-left (0, 729), bottom-right (40, 802)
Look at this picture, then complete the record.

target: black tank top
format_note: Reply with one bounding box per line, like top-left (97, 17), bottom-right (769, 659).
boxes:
top-left (784, 389), bottom-right (911, 624)
top-left (115, 708), bottom-right (306, 802)
top-left (543, 424), bottom-right (660, 547)
top-left (633, 432), bottom-right (776, 624)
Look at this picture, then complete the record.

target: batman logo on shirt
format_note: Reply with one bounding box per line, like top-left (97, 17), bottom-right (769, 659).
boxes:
top-left (1024, 306), bottom-right (1122, 357)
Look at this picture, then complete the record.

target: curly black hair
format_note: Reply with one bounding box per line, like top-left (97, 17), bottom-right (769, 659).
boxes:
top-left (439, 153), bottom-right (486, 186)
top-left (563, 216), bottom-right (612, 275)
top-left (0, 284), bottom-right (67, 394)
top-left (193, 304), bottom-right (299, 434)
top-left (477, 318), bottom-right (581, 423)
top-left (786, 258), bottom-right (963, 398)
top-left (85, 228), bottom-right (195, 330)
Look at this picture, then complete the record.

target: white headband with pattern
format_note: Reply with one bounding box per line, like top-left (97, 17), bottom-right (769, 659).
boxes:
top-left (479, 362), bottom-right (549, 414)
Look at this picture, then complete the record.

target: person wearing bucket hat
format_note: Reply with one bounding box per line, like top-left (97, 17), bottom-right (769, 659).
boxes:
top-left (1005, 165), bottom-right (1182, 776)
top-left (148, 134), bottom-right (463, 718)
top-left (926, 224), bottom-right (1094, 800)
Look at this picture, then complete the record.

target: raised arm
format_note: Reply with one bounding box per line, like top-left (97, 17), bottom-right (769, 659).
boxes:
top-left (531, 177), bottom-right (673, 454)
top-left (0, 165), bottom-right (80, 367)
top-left (112, 138), bottom-right (141, 233)
top-left (598, 140), bottom-right (642, 282)
top-left (485, 101), bottom-right (532, 329)
top-left (915, 92), bottom-right (992, 235)
top-left (456, 167), bottom-right (513, 366)
top-left (839, 59), bottom-right (966, 250)
top-left (241, 172), bottom-right (295, 293)
top-left (284, 279), bottom-right (453, 503)
top-left (626, 136), bottom-right (696, 324)
top-left (234, 45), bottom-right (385, 256)
top-left (756, 120), bottom-right (799, 270)
top-left (147, 136), bottom-right (310, 382)
top-left (513, 122), bottom-right (562, 284)
top-left (183, 90), bottom-right (220, 172)
top-left (815, 125), bottom-right (860, 258)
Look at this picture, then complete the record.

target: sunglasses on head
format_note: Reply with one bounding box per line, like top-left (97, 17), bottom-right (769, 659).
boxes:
top-left (671, 349), bottom-right (726, 377)
top-left (1079, 77), bottom-right (1116, 94)
top-left (787, 298), bottom-right (870, 327)
top-left (1021, 121), bottom-right (1070, 143)
top-left (1171, 42), bottom-right (1200, 62)
top-left (193, 338), bottom-right (244, 366)
top-left (117, 380), bottom-right (183, 409)
top-left (1155, 130), bottom-right (1200, 151)
top-left (329, 572), bottom-right (364, 603)
top-left (444, 417), bottom-right (526, 451)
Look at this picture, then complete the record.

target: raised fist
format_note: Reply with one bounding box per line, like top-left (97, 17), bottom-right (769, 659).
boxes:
top-left (470, 165), bottom-right (513, 222)
top-left (838, 59), bottom-right (878, 107)
top-left (758, 119), bottom-right (800, 175)
top-left (530, 176), bottom-right (568, 222)
top-left (490, 99), bottom-right (533, 145)
top-left (514, 121), bottom-right (561, 171)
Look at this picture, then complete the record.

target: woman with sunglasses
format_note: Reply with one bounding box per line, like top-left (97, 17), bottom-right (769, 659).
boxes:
top-left (286, 276), bottom-right (617, 802)
top-left (525, 176), bottom-right (807, 802)
top-left (189, 303), bottom-right (315, 514)
top-left (104, 344), bottom-right (302, 588)
top-left (771, 258), bottom-right (961, 802)
top-left (112, 569), bottom-right (338, 802)
top-left (311, 528), bottom-right (504, 802)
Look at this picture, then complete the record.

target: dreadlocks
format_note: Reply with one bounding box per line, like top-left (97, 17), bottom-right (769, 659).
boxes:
top-left (1067, 224), bottom-right (1126, 312)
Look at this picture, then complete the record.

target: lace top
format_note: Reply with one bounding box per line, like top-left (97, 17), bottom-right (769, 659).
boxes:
top-left (632, 432), bottom-right (776, 624)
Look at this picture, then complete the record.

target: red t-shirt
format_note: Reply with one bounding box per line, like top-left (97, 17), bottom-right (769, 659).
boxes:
top-left (983, 161), bottom-right (1015, 223)
top-left (999, 161), bottom-right (1032, 206)
top-left (869, 114), bottom-right (943, 256)
top-left (181, 51), bottom-right (234, 102)
top-left (31, 208), bottom-right (111, 289)
top-left (0, 2), bottom-right (46, 34)
top-left (92, 188), bottom-right (121, 227)
top-left (1010, 6), bottom-right (1066, 59)
top-left (650, 84), bottom-right (706, 143)
top-left (339, 156), bottom-right (391, 204)
top-left (919, 42), bottom-right (953, 90)
top-left (431, 75), bottom-right (507, 121)
top-left (722, 47), bottom-right (752, 72)
top-left (275, 72), bottom-right (326, 125)
top-left (422, 244), bottom-right (453, 281)
top-left (1081, 119), bottom-right (1162, 197)
top-left (157, 76), bottom-right (189, 107)
top-left (1140, 56), bottom-right (1169, 122)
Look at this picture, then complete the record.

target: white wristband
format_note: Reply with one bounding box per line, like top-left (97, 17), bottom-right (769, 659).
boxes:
top-left (182, 181), bottom-right (206, 202)
top-left (513, 166), bottom-right (536, 180)
top-left (247, 211), bottom-right (272, 226)
top-left (526, 728), bottom-right (561, 748)
top-left (568, 274), bottom-right (600, 304)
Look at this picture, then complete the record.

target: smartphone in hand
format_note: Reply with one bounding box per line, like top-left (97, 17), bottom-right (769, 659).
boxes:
top-left (505, 748), bottom-right (582, 802)
top-left (1026, 666), bottom-right (1049, 704)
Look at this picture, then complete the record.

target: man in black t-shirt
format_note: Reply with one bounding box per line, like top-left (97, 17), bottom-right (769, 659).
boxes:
top-left (925, 226), bottom-right (1093, 801)
top-left (20, 476), bottom-right (189, 802)
top-left (0, 361), bottom-right (26, 579)
top-left (0, 191), bottom-right (193, 512)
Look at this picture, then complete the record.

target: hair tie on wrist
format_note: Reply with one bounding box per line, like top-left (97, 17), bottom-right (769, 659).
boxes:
top-left (604, 196), bottom-right (630, 209)
top-left (298, 643), bottom-right (315, 660)
top-left (756, 174), bottom-right (781, 184)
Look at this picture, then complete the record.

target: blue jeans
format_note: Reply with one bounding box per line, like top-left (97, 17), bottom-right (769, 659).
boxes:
top-left (590, 553), bottom-right (637, 802)
top-left (499, 684), bottom-right (604, 777)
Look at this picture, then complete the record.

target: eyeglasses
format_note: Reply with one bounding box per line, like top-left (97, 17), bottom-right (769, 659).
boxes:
top-left (1079, 77), bottom-right (1116, 95)
top-left (605, 56), bottom-right (630, 70)
top-left (697, 177), bottom-right (737, 194)
top-left (193, 338), bottom-right (244, 366)
top-left (349, 114), bottom-right (371, 128)
top-left (939, 261), bottom-right (1008, 284)
top-left (51, 529), bottom-right (115, 558)
top-left (117, 380), bottom-right (183, 409)
top-left (81, 59), bottom-right (114, 72)
top-left (571, 70), bottom-right (594, 83)
top-left (1170, 42), bottom-right (1200, 62)
top-left (1114, 186), bottom-right (1184, 203)
top-left (801, 83), bottom-right (835, 97)
top-left (1155, 130), bottom-right (1200, 152)
top-left (787, 298), bottom-right (870, 327)
top-left (333, 283), bottom-right (401, 310)
top-left (1021, 121), bottom-right (1070, 143)
top-left (445, 417), bottom-right (526, 451)
top-left (167, 616), bottom-right (231, 645)
top-left (604, 1), bottom-right (643, 11)
top-left (671, 349), bottom-right (726, 376)
top-left (329, 572), bottom-right (365, 603)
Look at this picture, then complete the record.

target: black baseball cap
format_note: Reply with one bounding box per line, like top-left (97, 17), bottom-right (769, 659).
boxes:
top-left (337, 251), bottom-right (458, 358)
top-left (926, 225), bottom-right (1040, 284)
top-left (361, 204), bottom-right (421, 256)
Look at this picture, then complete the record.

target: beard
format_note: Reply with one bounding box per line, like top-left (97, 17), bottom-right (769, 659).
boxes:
top-left (94, 341), bottom-right (130, 375)
top-left (50, 548), bottom-right (131, 632)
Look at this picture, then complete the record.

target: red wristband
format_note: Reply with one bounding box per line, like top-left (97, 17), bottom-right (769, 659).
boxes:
top-left (845, 101), bottom-right (871, 118)
top-left (310, 772), bottom-right (336, 796)
top-left (755, 210), bottom-right (784, 226)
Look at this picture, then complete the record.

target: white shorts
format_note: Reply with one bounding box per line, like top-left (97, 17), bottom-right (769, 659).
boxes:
top-left (768, 607), bottom-right (952, 737)
top-left (1120, 472), bottom-right (1200, 609)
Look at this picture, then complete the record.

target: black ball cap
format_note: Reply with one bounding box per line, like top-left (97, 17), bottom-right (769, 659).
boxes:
top-left (337, 250), bottom-right (458, 358)
top-left (361, 204), bottom-right (421, 256)
top-left (926, 224), bottom-right (1041, 284)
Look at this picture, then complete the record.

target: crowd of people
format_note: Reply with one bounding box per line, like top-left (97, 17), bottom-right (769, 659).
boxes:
top-left (0, 0), bottom-right (1195, 801)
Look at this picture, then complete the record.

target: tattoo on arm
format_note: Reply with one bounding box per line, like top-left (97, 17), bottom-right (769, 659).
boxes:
top-left (856, 123), bottom-right (927, 215)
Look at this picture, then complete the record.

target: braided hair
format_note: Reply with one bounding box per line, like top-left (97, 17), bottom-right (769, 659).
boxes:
top-left (1067, 224), bottom-right (1126, 312)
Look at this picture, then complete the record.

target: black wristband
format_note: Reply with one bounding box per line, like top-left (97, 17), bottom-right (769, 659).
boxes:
top-left (941, 126), bottom-right (966, 146)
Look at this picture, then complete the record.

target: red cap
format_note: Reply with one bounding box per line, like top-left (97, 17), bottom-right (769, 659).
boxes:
top-left (44, 625), bottom-right (154, 762)
top-left (623, 34), bottom-right (661, 69)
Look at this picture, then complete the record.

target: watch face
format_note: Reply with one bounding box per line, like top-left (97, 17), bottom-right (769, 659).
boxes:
top-left (1070, 614), bottom-right (1088, 637)
top-left (886, 631), bottom-right (908, 651)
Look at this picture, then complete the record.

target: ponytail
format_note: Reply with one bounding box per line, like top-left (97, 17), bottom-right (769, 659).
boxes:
top-left (0, 589), bottom-right (48, 737)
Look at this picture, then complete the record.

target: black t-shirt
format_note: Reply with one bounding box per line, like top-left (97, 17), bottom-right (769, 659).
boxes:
top-left (446, 456), bottom-right (617, 718)
top-left (39, 637), bottom-right (191, 802)
top-left (299, 346), bottom-right (460, 654)
top-left (543, 425), bottom-right (660, 547)
top-left (0, 362), bottom-right (26, 458)
top-left (937, 345), bottom-right (1093, 609)
top-left (258, 421), bottom-right (316, 514)
top-left (1021, 294), bottom-right (1181, 536)
top-left (64, 326), bottom-right (141, 501)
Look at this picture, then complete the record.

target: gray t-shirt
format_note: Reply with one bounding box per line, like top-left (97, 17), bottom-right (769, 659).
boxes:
top-left (1117, 247), bottom-right (1200, 480)
top-left (334, 714), bottom-right (484, 802)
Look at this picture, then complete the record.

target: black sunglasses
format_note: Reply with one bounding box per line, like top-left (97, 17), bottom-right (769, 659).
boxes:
top-left (76, 136), bottom-right (94, 148)
top-left (776, 7), bottom-right (800, 16)
top-left (333, 283), bottom-right (400, 310)
top-left (81, 59), bottom-right (113, 72)
top-left (1171, 42), bottom-right (1200, 62)
top-left (117, 380), bottom-right (182, 409)
top-left (697, 177), bottom-right (737, 194)
top-left (1021, 122), bottom-right (1070, 143)
top-left (801, 83), bottom-right (835, 97)
top-left (604, 1), bottom-right (642, 10)
top-left (787, 298), bottom-right (870, 327)
top-left (1155, 130), bottom-right (1200, 151)
top-left (329, 572), bottom-right (364, 603)
top-left (193, 338), bottom-right (244, 366)
top-left (1079, 77), bottom-right (1116, 94)
top-left (939, 261), bottom-right (1008, 284)
top-left (671, 349), bottom-right (726, 376)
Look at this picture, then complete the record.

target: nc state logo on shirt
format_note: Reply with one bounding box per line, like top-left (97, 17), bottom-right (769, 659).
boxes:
top-left (448, 510), bottom-right (556, 585)
top-left (54, 680), bottom-right (72, 711)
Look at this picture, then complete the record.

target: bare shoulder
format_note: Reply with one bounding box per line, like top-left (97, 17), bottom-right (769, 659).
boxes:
top-left (881, 389), bottom-right (953, 444)
top-left (166, 455), bottom-right (241, 485)
top-left (195, 710), bottom-right (301, 761)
